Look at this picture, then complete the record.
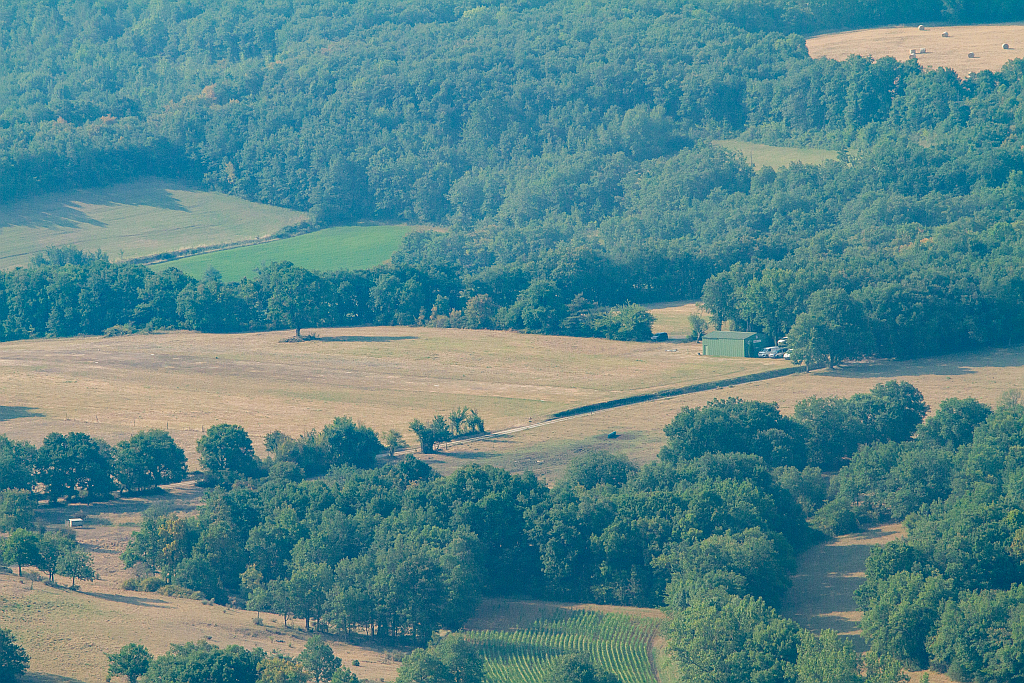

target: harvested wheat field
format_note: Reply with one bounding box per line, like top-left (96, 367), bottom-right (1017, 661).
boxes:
top-left (0, 320), bottom-right (768, 466)
top-left (0, 483), bottom-right (402, 683)
top-left (433, 345), bottom-right (1024, 479)
top-left (806, 23), bottom-right (1024, 76)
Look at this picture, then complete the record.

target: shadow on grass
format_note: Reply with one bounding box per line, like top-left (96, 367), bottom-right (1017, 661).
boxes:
top-left (23, 673), bottom-right (87, 683)
top-left (315, 335), bottom-right (418, 343)
top-left (0, 405), bottom-right (43, 421)
top-left (82, 590), bottom-right (172, 608)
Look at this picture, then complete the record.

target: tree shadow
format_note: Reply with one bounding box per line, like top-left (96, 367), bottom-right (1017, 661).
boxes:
top-left (0, 406), bottom-right (44, 421)
top-left (823, 348), bottom-right (1024, 380)
top-left (0, 178), bottom-right (190, 233)
top-left (312, 335), bottom-right (419, 343)
top-left (81, 590), bottom-right (172, 608)
top-left (23, 673), bottom-right (87, 683)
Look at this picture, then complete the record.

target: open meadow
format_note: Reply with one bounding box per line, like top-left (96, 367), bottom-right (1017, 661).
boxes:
top-left (152, 222), bottom-right (421, 281)
top-left (2, 300), bottom-right (1024, 481)
top-left (712, 139), bottom-right (839, 169)
top-left (0, 315), bottom-right (771, 474)
top-left (0, 179), bottom-right (308, 268)
top-left (0, 482), bottom-right (403, 683)
top-left (806, 23), bottom-right (1024, 76)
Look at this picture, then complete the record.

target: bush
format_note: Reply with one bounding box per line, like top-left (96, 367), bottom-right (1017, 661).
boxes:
top-left (809, 498), bottom-right (859, 537)
top-left (156, 584), bottom-right (204, 600)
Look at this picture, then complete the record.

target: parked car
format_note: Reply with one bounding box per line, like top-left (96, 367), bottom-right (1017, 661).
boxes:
top-left (768, 347), bottom-right (786, 358)
top-left (783, 351), bottom-right (792, 360)
top-left (759, 346), bottom-right (781, 358)
top-left (776, 337), bottom-right (788, 347)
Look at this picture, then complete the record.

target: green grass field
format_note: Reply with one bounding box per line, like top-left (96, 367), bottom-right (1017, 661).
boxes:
top-left (464, 611), bottom-right (660, 683)
top-left (153, 223), bottom-right (419, 280)
top-left (0, 178), bottom-right (308, 269)
top-left (713, 139), bottom-right (839, 170)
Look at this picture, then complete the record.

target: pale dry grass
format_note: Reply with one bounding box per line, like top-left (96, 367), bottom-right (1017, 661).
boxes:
top-left (0, 178), bottom-right (308, 268)
top-left (806, 23), bottom-right (1024, 76)
top-left (0, 324), bottom-right (769, 466)
top-left (2, 483), bottom-right (401, 683)
top-left (712, 140), bottom-right (839, 170)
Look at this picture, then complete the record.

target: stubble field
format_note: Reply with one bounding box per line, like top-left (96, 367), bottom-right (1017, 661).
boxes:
top-left (806, 23), bottom-right (1024, 76)
top-left (0, 179), bottom-right (308, 268)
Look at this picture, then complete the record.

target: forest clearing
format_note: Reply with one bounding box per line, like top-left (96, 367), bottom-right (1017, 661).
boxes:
top-left (2, 314), bottom-right (1024, 479)
top-left (151, 222), bottom-right (420, 281)
top-left (0, 179), bottom-right (308, 269)
top-left (711, 139), bottom-right (839, 169)
top-left (806, 23), bottom-right (1024, 75)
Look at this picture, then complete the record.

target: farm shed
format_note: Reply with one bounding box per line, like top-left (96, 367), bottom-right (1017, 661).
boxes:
top-left (701, 331), bottom-right (766, 358)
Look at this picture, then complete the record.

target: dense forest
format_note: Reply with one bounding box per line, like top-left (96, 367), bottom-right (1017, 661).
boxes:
top-left (3, 0), bottom-right (1024, 358)
top-left (1, 379), bottom-right (971, 682)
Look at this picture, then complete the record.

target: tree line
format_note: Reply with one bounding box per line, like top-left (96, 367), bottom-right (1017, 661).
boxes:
top-left (5, 3), bottom-right (1024, 359)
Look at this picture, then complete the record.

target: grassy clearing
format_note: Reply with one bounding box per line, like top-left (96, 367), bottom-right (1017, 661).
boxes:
top-left (0, 320), bottom-right (771, 469)
top-left (1, 483), bottom-right (399, 683)
top-left (154, 223), bottom-right (420, 281)
top-left (0, 178), bottom-right (308, 269)
top-left (713, 139), bottom-right (839, 169)
top-left (806, 23), bottom-right (1024, 77)
top-left (463, 610), bottom-right (660, 683)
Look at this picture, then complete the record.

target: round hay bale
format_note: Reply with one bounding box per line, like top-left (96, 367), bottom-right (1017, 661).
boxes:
top-left (968, 52), bottom-right (976, 58)
top-left (942, 31), bottom-right (949, 37)
top-left (910, 49), bottom-right (917, 55)
top-left (1004, 43), bottom-right (1011, 50)
top-left (918, 25), bottom-right (925, 31)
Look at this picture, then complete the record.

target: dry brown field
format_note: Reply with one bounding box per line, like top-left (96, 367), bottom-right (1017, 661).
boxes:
top-left (0, 483), bottom-right (403, 683)
top-left (806, 23), bottom-right (1024, 76)
top-left (0, 311), bottom-right (766, 470)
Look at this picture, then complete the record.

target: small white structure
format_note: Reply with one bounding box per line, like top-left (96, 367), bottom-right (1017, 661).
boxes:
top-left (67, 518), bottom-right (83, 528)
top-left (942, 32), bottom-right (950, 37)
top-left (918, 48), bottom-right (927, 54)
top-left (1004, 43), bottom-right (1011, 50)
top-left (910, 49), bottom-right (917, 55)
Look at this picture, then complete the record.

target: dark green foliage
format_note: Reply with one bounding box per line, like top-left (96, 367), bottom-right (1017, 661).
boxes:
top-left (113, 429), bottom-right (187, 493)
top-left (0, 489), bottom-right (35, 532)
top-left (57, 547), bottom-right (97, 588)
top-left (660, 397), bottom-right (808, 468)
top-left (3, 528), bottom-right (39, 576)
top-left (34, 432), bottom-right (115, 502)
top-left (919, 398), bottom-right (992, 449)
top-left (142, 642), bottom-right (263, 683)
top-left (541, 653), bottom-right (619, 683)
top-left (0, 627), bottom-right (29, 681)
top-left (563, 453), bottom-right (637, 489)
top-left (396, 636), bottom-right (484, 683)
top-left (667, 596), bottom-right (801, 683)
top-left (198, 424), bottom-right (261, 478)
top-left (0, 1), bottom-right (1023, 361)
top-left (107, 643), bottom-right (152, 683)
top-left (36, 529), bottom-right (79, 582)
top-left (788, 289), bottom-right (870, 369)
top-left (297, 636), bottom-right (338, 683)
top-left (794, 382), bottom-right (929, 470)
top-left (0, 436), bottom-right (35, 491)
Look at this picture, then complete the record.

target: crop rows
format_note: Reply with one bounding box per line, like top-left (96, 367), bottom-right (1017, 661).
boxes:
top-left (462, 611), bottom-right (660, 683)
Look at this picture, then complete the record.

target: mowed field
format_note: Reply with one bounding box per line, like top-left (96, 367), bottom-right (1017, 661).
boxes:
top-left (806, 23), bottom-right (1024, 76)
top-left (713, 139), bottom-right (839, 169)
top-left (153, 222), bottom-right (420, 281)
top-left (0, 482), bottom-right (405, 683)
top-left (0, 303), bottom-right (769, 477)
top-left (0, 179), bottom-right (308, 268)
top-left (2, 301), bottom-right (1024, 480)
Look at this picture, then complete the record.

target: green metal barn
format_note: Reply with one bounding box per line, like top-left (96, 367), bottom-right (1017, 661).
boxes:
top-left (701, 331), bottom-right (766, 358)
